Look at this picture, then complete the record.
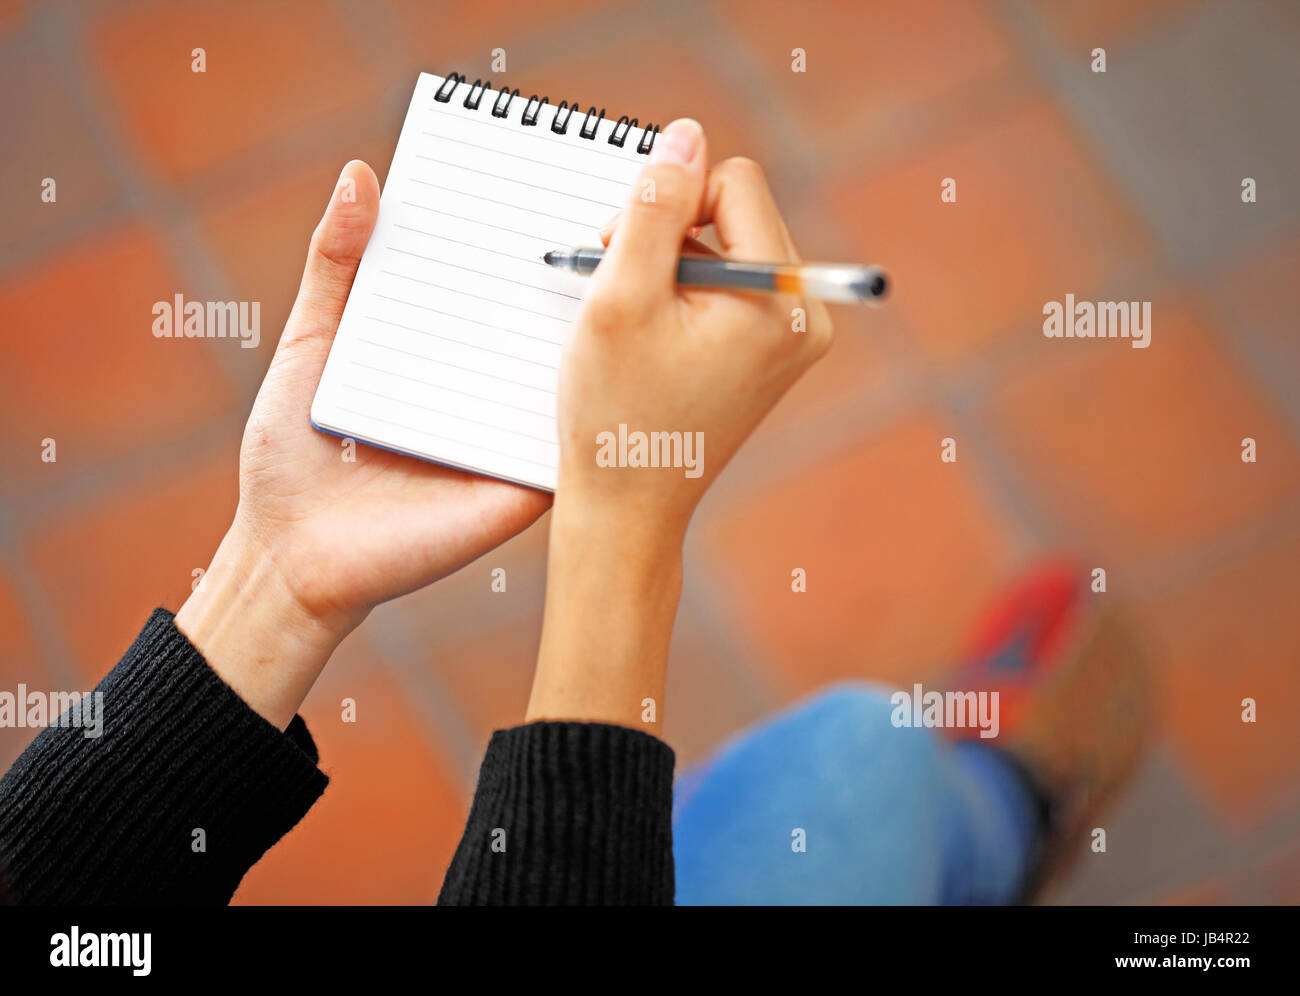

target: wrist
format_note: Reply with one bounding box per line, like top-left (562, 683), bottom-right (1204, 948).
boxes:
top-left (551, 477), bottom-right (692, 558)
top-left (175, 516), bottom-right (354, 730)
top-left (528, 489), bottom-right (685, 731)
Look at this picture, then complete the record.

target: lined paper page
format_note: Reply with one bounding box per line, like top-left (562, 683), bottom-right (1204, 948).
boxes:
top-left (312, 72), bottom-right (651, 491)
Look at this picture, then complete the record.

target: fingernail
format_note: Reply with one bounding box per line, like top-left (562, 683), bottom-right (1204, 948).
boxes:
top-left (650, 118), bottom-right (701, 165)
top-left (599, 211), bottom-right (620, 238)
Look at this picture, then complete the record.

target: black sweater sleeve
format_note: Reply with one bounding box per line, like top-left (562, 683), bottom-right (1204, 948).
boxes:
top-left (0, 609), bottom-right (328, 905)
top-left (0, 610), bottom-right (677, 905)
top-left (437, 721), bottom-right (676, 905)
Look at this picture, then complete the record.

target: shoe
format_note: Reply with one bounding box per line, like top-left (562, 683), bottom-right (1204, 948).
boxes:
top-left (941, 559), bottom-right (1153, 899)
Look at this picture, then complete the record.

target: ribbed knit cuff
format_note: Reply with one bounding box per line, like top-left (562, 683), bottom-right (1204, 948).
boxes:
top-left (0, 608), bottom-right (328, 905)
top-left (438, 721), bottom-right (676, 905)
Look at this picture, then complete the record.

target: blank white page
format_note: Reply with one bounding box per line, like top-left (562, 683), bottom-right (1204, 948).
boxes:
top-left (312, 72), bottom-right (651, 491)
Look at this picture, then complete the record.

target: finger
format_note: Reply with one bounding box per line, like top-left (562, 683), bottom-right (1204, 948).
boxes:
top-left (606, 157), bottom-right (797, 263)
top-left (595, 221), bottom-right (718, 264)
top-left (677, 236), bottom-right (719, 257)
top-left (278, 160), bottom-right (380, 359)
top-left (598, 212), bottom-right (619, 244)
top-left (611, 234), bottom-right (717, 257)
top-left (693, 160), bottom-right (830, 354)
top-left (599, 213), bottom-right (703, 246)
top-left (604, 161), bottom-right (821, 338)
top-left (696, 157), bottom-right (794, 262)
top-left (592, 118), bottom-right (708, 306)
top-left (770, 211), bottom-right (802, 262)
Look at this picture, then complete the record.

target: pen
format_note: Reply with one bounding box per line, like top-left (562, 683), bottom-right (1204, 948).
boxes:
top-left (541, 248), bottom-right (889, 305)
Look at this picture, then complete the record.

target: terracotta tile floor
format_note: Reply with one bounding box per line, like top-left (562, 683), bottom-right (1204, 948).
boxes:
top-left (0, 0), bottom-right (1296, 904)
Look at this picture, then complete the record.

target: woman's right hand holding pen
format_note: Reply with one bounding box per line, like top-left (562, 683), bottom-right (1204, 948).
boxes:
top-left (527, 118), bottom-right (834, 733)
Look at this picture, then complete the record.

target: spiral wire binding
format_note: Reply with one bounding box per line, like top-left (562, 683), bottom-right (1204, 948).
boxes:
top-left (434, 71), bottom-right (660, 154)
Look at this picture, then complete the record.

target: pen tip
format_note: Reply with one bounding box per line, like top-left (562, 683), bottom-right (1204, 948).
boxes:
top-left (852, 270), bottom-right (889, 301)
top-left (542, 251), bottom-right (556, 265)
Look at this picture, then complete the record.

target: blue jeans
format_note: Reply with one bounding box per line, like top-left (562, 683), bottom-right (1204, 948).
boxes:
top-left (672, 683), bottom-right (1042, 904)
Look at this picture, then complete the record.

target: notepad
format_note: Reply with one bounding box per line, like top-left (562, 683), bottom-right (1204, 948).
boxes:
top-left (311, 72), bottom-right (660, 492)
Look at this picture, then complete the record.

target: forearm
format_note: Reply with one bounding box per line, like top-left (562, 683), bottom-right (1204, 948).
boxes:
top-left (440, 493), bottom-right (688, 905)
top-left (527, 492), bottom-right (685, 734)
top-left (0, 610), bottom-right (327, 905)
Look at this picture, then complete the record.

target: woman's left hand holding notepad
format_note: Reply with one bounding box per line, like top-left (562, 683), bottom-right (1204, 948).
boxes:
top-left (174, 159), bottom-right (551, 731)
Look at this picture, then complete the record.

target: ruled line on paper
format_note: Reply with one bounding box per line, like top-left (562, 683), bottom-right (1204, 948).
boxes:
top-left (383, 246), bottom-right (582, 300)
top-left (346, 360), bottom-right (555, 416)
top-left (420, 132), bottom-right (634, 185)
top-left (365, 315), bottom-right (561, 370)
top-left (340, 383), bottom-right (556, 444)
top-left (352, 338), bottom-right (559, 395)
top-left (412, 155), bottom-right (625, 210)
top-left (398, 202), bottom-right (561, 243)
top-left (406, 178), bottom-right (605, 227)
top-left (377, 269), bottom-right (572, 324)
top-left (334, 406), bottom-right (558, 470)
top-left (391, 224), bottom-right (544, 265)
top-left (371, 292), bottom-right (564, 345)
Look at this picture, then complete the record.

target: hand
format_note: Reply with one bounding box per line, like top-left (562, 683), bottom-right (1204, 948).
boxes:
top-left (177, 161), bottom-right (551, 728)
top-left (527, 120), bottom-right (832, 730)
top-left (557, 121), bottom-right (832, 539)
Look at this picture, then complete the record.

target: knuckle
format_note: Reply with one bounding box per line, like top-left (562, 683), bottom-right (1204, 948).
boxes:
top-left (308, 220), bottom-right (363, 273)
top-left (308, 226), bottom-right (342, 270)
top-left (721, 156), bottom-right (767, 187)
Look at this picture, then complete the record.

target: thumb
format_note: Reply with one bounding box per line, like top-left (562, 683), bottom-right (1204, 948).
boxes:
top-left (278, 159), bottom-right (380, 358)
top-left (593, 119), bottom-right (707, 306)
